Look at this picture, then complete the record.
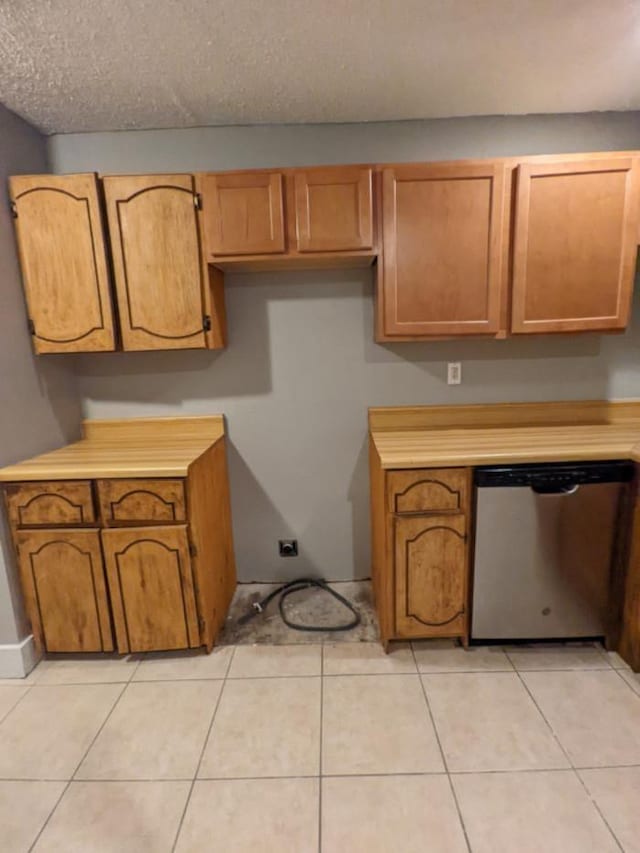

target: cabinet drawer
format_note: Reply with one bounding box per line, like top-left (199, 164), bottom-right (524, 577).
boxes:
top-left (97, 479), bottom-right (186, 525)
top-left (5, 481), bottom-right (96, 527)
top-left (387, 468), bottom-right (470, 515)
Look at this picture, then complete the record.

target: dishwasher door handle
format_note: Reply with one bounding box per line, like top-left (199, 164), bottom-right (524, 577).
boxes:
top-left (531, 483), bottom-right (580, 496)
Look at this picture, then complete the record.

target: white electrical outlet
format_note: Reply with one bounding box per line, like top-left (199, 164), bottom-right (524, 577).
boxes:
top-left (447, 362), bottom-right (462, 385)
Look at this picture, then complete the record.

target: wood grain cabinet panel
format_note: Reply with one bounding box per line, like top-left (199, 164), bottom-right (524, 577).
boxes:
top-left (97, 479), bottom-right (186, 525)
top-left (15, 529), bottom-right (113, 653)
top-left (102, 525), bottom-right (200, 653)
top-left (103, 174), bottom-right (210, 351)
top-left (199, 171), bottom-right (286, 257)
top-left (395, 514), bottom-right (468, 638)
top-left (387, 468), bottom-right (469, 514)
top-left (5, 481), bottom-right (96, 527)
top-left (511, 158), bottom-right (640, 333)
top-left (294, 167), bottom-right (373, 252)
top-left (380, 162), bottom-right (507, 337)
top-left (8, 174), bottom-right (115, 353)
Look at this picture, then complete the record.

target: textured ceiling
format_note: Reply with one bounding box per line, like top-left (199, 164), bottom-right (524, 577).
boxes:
top-left (0, 0), bottom-right (639, 134)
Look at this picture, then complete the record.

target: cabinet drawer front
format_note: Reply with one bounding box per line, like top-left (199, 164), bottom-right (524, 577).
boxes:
top-left (16, 528), bottom-right (113, 653)
top-left (387, 469), bottom-right (469, 515)
top-left (102, 525), bottom-right (200, 653)
top-left (97, 479), bottom-right (186, 525)
top-left (395, 513), bottom-right (468, 639)
top-left (6, 481), bottom-right (96, 527)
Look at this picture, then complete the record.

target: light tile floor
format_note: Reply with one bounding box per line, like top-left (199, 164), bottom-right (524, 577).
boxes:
top-left (0, 640), bottom-right (639, 851)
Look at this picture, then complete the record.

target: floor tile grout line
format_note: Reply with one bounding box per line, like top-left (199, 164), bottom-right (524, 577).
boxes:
top-left (4, 766), bottom-right (640, 784)
top-left (411, 645), bottom-right (472, 853)
top-left (613, 666), bottom-right (640, 698)
top-left (27, 680), bottom-right (129, 853)
top-left (574, 768), bottom-right (625, 852)
top-left (170, 645), bottom-right (236, 853)
top-left (513, 669), bottom-right (626, 853)
top-left (0, 683), bottom-right (34, 728)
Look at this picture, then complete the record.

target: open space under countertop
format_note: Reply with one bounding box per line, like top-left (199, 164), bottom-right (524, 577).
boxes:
top-left (371, 423), bottom-right (640, 469)
top-left (0, 415), bottom-right (225, 481)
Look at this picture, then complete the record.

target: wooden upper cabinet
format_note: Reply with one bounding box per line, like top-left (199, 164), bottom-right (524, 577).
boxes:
top-left (103, 174), bottom-right (211, 351)
top-left (511, 157), bottom-right (640, 333)
top-left (9, 174), bottom-right (115, 353)
top-left (199, 171), bottom-right (286, 257)
top-left (293, 167), bottom-right (373, 252)
top-left (380, 163), bottom-right (507, 338)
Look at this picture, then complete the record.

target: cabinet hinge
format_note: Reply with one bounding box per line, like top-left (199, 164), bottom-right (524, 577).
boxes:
top-left (189, 541), bottom-right (198, 558)
top-left (194, 192), bottom-right (202, 210)
top-left (27, 318), bottom-right (35, 336)
top-left (203, 315), bottom-right (212, 332)
top-left (9, 200), bottom-right (17, 219)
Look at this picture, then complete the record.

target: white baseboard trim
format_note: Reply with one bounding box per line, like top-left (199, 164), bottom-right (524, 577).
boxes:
top-left (0, 635), bottom-right (40, 679)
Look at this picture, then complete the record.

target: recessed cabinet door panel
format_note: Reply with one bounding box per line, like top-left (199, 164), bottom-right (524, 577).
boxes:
top-left (9, 174), bottom-right (115, 353)
top-left (200, 171), bottom-right (285, 256)
top-left (395, 514), bottom-right (468, 638)
top-left (381, 163), bottom-right (507, 337)
top-left (294, 167), bottom-right (373, 252)
top-left (102, 525), bottom-right (199, 653)
top-left (103, 174), bottom-right (207, 351)
top-left (16, 529), bottom-right (113, 653)
top-left (511, 158), bottom-right (640, 333)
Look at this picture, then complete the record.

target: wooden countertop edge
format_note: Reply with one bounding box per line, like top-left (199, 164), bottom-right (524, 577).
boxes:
top-left (0, 415), bottom-right (227, 482)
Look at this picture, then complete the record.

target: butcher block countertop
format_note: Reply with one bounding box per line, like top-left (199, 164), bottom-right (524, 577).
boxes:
top-left (0, 415), bottom-right (225, 481)
top-left (369, 400), bottom-right (640, 469)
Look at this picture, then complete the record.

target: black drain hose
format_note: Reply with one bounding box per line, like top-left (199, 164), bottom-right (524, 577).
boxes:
top-left (238, 577), bottom-right (361, 632)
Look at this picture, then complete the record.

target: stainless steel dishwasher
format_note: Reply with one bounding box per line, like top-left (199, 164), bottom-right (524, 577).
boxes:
top-left (472, 460), bottom-right (633, 641)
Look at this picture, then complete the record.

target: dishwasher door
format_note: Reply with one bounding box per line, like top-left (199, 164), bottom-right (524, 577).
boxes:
top-left (472, 481), bottom-right (622, 640)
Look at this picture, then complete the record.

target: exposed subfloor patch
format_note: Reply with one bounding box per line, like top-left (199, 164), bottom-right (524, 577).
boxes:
top-left (218, 580), bottom-right (379, 644)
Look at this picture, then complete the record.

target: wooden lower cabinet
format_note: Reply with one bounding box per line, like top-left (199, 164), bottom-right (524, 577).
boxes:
top-left (15, 529), bottom-right (113, 653)
top-left (102, 525), bottom-right (200, 653)
top-left (395, 514), bottom-right (468, 638)
top-left (369, 446), bottom-right (472, 647)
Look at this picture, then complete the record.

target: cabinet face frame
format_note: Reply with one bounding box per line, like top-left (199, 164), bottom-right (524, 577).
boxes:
top-left (200, 171), bottom-right (286, 257)
top-left (511, 157), bottom-right (640, 334)
top-left (381, 162), bottom-right (508, 338)
top-left (102, 524), bottom-right (200, 653)
top-left (9, 173), bottom-right (116, 353)
top-left (103, 174), bottom-right (209, 351)
top-left (294, 167), bottom-right (374, 252)
top-left (16, 528), bottom-right (113, 653)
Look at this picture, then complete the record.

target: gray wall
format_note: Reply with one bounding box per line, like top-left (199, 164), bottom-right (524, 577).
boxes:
top-left (0, 106), bottom-right (82, 644)
top-left (49, 112), bottom-right (640, 583)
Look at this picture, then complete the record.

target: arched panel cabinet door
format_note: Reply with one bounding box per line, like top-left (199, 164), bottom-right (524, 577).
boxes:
top-left (103, 174), bottom-right (222, 351)
top-left (101, 524), bottom-right (200, 653)
top-left (15, 528), bottom-right (113, 653)
top-left (394, 514), bottom-right (468, 638)
top-left (9, 174), bottom-right (116, 353)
